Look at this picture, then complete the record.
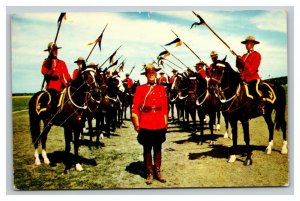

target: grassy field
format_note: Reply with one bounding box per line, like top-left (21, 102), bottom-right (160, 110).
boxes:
top-left (11, 94), bottom-right (289, 190)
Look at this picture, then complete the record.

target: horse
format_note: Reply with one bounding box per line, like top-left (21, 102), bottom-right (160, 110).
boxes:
top-left (81, 67), bottom-right (105, 149)
top-left (28, 68), bottom-right (97, 173)
top-left (209, 59), bottom-right (287, 165)
top-left (100, 74), bottom-right (125, 135)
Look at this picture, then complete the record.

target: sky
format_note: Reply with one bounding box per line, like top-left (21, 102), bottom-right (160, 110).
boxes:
top-left (11, 9), bottom-right (288, 93)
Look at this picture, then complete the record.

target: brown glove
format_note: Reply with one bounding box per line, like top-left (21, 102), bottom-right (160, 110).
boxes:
top-left (131, 113), bottom-right (140, 132)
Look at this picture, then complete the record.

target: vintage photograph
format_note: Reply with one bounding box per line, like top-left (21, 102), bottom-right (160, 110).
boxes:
top-left (11, 9), bottom-right (288, 190)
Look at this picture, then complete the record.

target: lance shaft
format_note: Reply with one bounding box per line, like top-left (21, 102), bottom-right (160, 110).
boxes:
top-left (192, 12), bottom-right (238, 57)
top-left (99, 45), bottom-right (122, 69)
top-left (41, 13), bottom-right (65, 91)
top-left (129, 65), bottom-right (135, 76)
top-left (86, 24), bottom-right (108, 62)
top-left (161, 45), bottom-right (188, 68)
top-left (171, 30), bottom-right (202, 61)
top-left (164, 58), bottom-right (183, 70)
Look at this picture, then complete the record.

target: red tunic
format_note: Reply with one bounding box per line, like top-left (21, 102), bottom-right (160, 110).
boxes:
top-left (239, 50), bottom-right (261, 82)
top-left (132, 84), bottom-right (168, 130)
top-left (124, 77), bottom-right (133, 89)
top-left (41, 58), bottom-right (71, 92)
top-left (169, 75), bottom-right (176, 84)
top-left (72, 69), bottom-right (80, 80)
top-left (157, 76), bottom-right (168, 85)
top-left (197, 69), bottom-right (207, 79)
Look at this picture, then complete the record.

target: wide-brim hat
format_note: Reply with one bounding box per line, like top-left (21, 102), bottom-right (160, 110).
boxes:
top-left (74, 56), bottom-right (85, 63)
top-left (141, 63), bottom-right (161, 75)
top-left (43, 42), bottom-right (61, 51)
top-left (171, 69), bottom-right (178, 72)
top-left (194, 61), bottom-right (205, 67)
top-left (241, 36), bottom-right (260, 44)
top-left (87, 62), bottom-right (98, 68)
top-left (210, 50), bottom-right (218, 57)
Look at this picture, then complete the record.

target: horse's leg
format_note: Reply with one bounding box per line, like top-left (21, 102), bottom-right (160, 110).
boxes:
top-left (198, 110), bottom-right (204, 145)
top-left (191, 108), bottom-right (197, 135)
top-left (264, 111), bottom-right (274, 154)
top-left (228, 117), bottom-right (238, 163)
top-left (223, 112), bottom-right (230, 139)
top-left (95, 116), bottom-right (103, 148)
top-left (87, 116), bottom-right (94, 150)
top-left (216, 110), bottom-right (221, 130)
top-left (241, 120), bottom-right (252, 166)
top-left (41, 124), bottom-right (51, 164)
top-left (209, 111), bottom-right (216, 145)
top-left (63, 127), bottom-right (73, 173)
top-left (73, 127), bottom-right (83, 171)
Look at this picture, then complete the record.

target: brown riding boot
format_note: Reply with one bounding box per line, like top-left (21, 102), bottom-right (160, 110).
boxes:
top-left (154, 152), bottom-right (166, 183)
top-left (144, 153), bottom-right (153, 185)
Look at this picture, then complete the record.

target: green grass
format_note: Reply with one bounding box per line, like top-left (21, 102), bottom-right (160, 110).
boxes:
top-left (12, 93), bottom-right (289, 190)
top-left (12, 96), bottom-right (31, 112)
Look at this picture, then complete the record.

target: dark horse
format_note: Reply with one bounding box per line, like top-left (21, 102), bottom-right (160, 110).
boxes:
top-left (172, 71), bottom-right (217, 144)
top-left (209, 59), bottom-right (287, 165)
top-left (29, 68), bottom-right (97, 173)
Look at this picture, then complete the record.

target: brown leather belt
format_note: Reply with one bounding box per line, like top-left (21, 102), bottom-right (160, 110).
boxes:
top-left (141, 106), bottom-right (162, 113)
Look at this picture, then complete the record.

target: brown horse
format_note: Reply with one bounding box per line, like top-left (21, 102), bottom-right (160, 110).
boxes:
top-left (29, 68), bottom-right (97, 173)
top-left (209, 59), bottom-right (287, 165)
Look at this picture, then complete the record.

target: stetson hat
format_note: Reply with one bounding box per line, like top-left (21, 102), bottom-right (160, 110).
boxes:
top-left (194, 60), bottom-right (205, 67)
top-left (171, 69), bottom-right (178, 72)
top-left (141, 63), bottom-right (161, 75)
top-left (241, 36), bottom-right (260, 44)
top-left (87, 62), bottom-right (98, 68)
top-left (74, 57), bottom-right (85, 63)
top-left (210, 50), bottom-right (218, 57)
top-left (44, 42), bottom-right (61, 51)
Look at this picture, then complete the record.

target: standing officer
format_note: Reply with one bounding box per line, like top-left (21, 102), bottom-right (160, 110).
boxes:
top-left (236, 36), bottom-right (264, 114)
top-left (131, 63), bottom-right (168, 185)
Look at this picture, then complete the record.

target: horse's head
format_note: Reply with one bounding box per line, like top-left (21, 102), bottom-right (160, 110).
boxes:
top-left (81, 67), bottom-right (99, 89)
top-left (108, 75), bottom-right (125, 94)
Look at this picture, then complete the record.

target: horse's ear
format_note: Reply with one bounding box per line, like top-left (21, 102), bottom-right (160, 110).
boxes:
top-left (222, 55), bottom-right (227, 62)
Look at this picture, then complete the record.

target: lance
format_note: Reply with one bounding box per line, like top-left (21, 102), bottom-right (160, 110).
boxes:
top-left (192, 11), bottom-right (238, 57)
top-left (160, 57), bottom-right (184, 70)
top-left (99, 45), bottom-right (122, 69)
top-left (86, 23), bottom-right (108, 62)
top-left (41, 12), bottom-right (66, 91)
top-left (161, 45), bottom-right (188, 68)
top-left (116, 58), bottom-right (126, 71)
top-left (129, 65), bottom-right (136, 76)
top-left (171, 30), bottom-right (203, 62)
top-left (107, 55), bottom-right (123, 71)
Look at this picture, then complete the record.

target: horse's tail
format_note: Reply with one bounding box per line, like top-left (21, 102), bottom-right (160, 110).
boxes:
top-left (274, 85), bottom-right (286, 131)
top-left (29, 93), bottom-right (41, 146)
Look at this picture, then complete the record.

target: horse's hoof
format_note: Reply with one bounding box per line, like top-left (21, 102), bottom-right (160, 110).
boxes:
top-left (228, 155), bottom-right (236, 163)
top-left (265, 148), bottom-right (272, 155)
top-left (75, 163), bottom-right (83, 171)
top-left (44, 158), bottom-right (50, 164)
top-left (244, 159), bottom-right (253, 166)
top-left (35, 160), bottom-right (41, 166)
top-left (281, 147), bottom-right (288, 154)
top-left (63, 169), bottom-right (70, 174)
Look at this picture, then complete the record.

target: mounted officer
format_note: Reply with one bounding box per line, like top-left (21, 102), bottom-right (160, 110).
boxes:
top-left (236, 35), bottom-right (265, 114)
top-left (41, 42), bottom-right (71, 118)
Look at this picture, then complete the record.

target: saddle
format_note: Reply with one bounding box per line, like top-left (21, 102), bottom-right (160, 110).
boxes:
top-left (35, 88), bottom-right (66, 115)
top-left (244, 81), bottom-right (276, 104)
